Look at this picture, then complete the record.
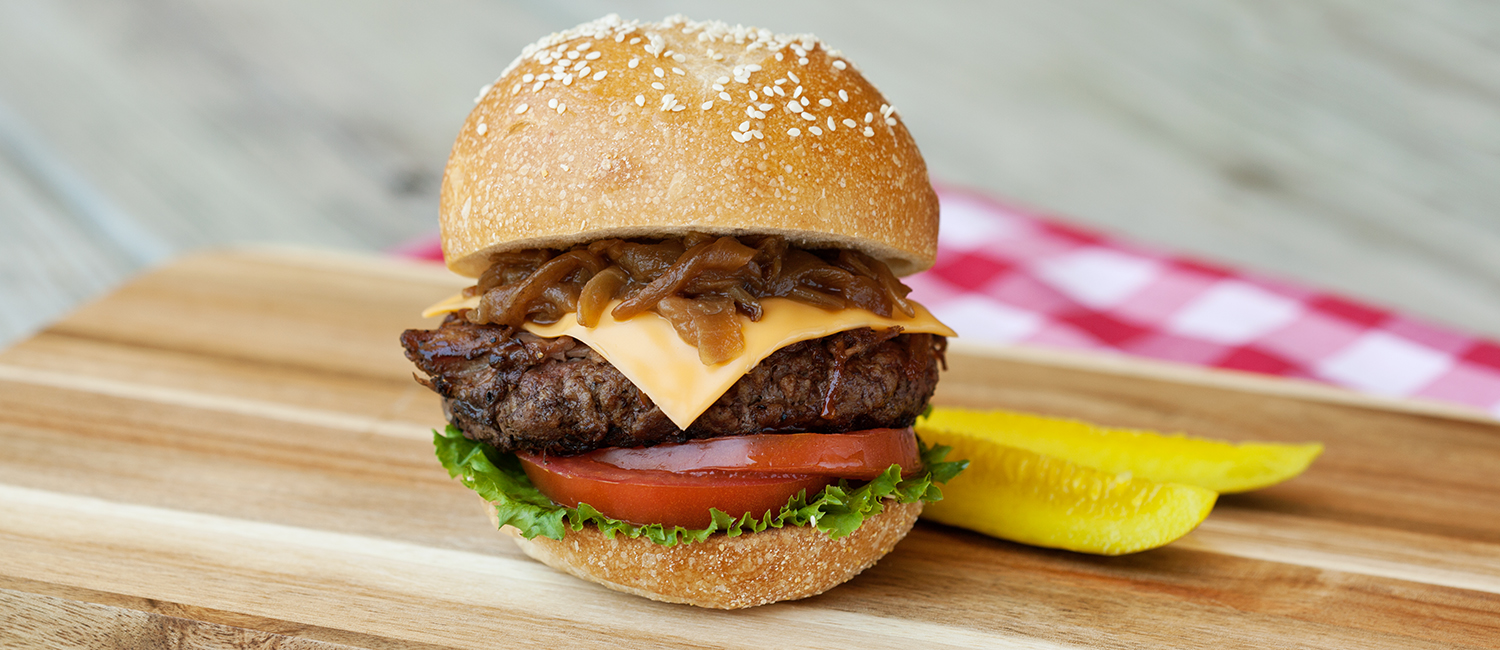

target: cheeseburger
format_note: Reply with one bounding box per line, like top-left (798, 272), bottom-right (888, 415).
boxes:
top-left (400, 14), bottom-right (964, 609)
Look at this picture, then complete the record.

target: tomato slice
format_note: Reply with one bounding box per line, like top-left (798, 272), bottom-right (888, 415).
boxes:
top-left (518, 453), bottom-right (831, 528)
top-left (587, 427), bottom-right (923, 479)
top-left (517, 428), bottom-right (923, 528)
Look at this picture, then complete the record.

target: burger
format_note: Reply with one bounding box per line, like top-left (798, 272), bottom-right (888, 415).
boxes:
top-left (400, 14), bottom-right (964, 609)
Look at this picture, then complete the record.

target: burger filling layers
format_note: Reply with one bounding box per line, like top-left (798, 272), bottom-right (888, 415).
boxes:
top-left (402, 321), bottom-right (944, 455)
top-left (436, 233), bottom-right (923, 364)
top-left (401, 234), bottom-right (965, 539)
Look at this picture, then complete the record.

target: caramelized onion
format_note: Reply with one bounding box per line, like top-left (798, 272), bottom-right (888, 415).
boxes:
top-left (612, 236), bottom-right (761, 320)
top-left (473, 250), bottom-right (603, 325)
top-left (656, 295), bottom-right (744, 365)
top-left (577, 266), bottom-right (628, 327)
top-left (841, 250), bottom-right (916, 318)
top-left (462, 234), bottom-right (917, 364)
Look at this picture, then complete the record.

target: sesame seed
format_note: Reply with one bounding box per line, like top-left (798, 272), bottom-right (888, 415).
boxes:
top-left (578, 66), bottom-right (590, 77)
top-left (515, 103), bottom-right (529, 114)
top-left (577, 42), bottom-right (592, 51)
top-left (511, 83), bottom-right (521, 95)
top-left (593, 70), bottom-right (608, 81)
top-left (773, 86), bottom-right (786, 96)
top-left (819, 98), bottom-right (832, 107)
top-left (539, 73), bottom-right (551, 81)
top-left (881, 103), bottom-right (892, 116)
top-left (749, 91), bottom-right (759, 101)
top-left (753, 110), bottom-right (766, 119)
top-left (654, 67), bottom-right (664, 78)
top-left (719, 92), bottom-right (731, 101)
top-left (863, 126), bottom-right (874, 137)
top-left (775, 53), bottom-right (784, 61)
top-left (548, 98), bottom-right (558, 109)
top-left (586, 51), bottom-right (601, 60)
top-left (531, 81), bottom-right (544, 92)
top-left (635, 95), bottom-right (645, 106)
top-left (798, 57), bottom-right (808, 65)
top-left (800, 96), bottom-right (810, 107)
top-left (886, 117), bottom-right (897, 126)
top-left (628, 58), bottom-right (639, 68)
top-left (759, 103), bottom-right (773, 111)
top-left (839, 90), bottom-right (849, 102)
top-left (763, 85), bottom-right (774, 96)
top-left (652, 82), bottom-right (665, 90)
top-left (827, 116), bottom-right (836, 130)
top-left (746, 64), bottom-right (762, 71)
top-left (573, 60), bottom-right (587, 71)
top-left (793, 86), bottom-right (803, 98)
top-left (745, 106), bottom-right (756, 118)
top-left (523, 74), bottom-right (535, 82)
top-left (567, 50), bottom-right (580, 60)
top-left (809, 126), bottom-right (823, 135)
top-left (477, 122), bottom-right (487, 134)
top-left (833, 60), bottom-right (847, 70)
top-left (774, 79), bottom-right (786, 86)
top-left (800, 112), bottom-right (815, 122)
top-left (712, 84), bottom-right (724, 91)
top-left (716, 76), bottom-right (730, 84)
top-left (629, 37), bottom-right (641, 44)
top-left (673, 53), bottom-right (686, 62)
top-left (701, 101), bottom-right (714, 110)
top-left (751, 130), bottom-right (763, 139)
top-left (843, 118), bottom-right (857, 128)
top-left (672, 67), bottom-right (684, 75)
top-left (786, 100), bottom-right (802, 113)
top-left (673, 105), bottom-right (685, 111)
top-left (562, 75), bottom-right (573, 86)
top-left (788, 128), bottom-right (801, 136)
top-left (661, 93), bottom-right (676, 110)
top-left (732, 131), bottom-right (751, 143)
top-left (739, 121), bottom-right (750, 132)
top-left (865, 112), bottom-right (873, 123)
top-left (787, 72), bottom-right (800, 83)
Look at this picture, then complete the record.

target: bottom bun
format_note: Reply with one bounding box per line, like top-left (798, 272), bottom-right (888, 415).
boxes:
top-left (487, 498), bottom-right (923, 609)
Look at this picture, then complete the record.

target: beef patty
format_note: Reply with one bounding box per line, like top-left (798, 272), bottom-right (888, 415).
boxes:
top-left (400, 313), bottom-right (945, 455)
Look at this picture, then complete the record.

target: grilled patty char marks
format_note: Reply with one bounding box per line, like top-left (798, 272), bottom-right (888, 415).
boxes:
top-left (400, 312), bottom-right (945, 456)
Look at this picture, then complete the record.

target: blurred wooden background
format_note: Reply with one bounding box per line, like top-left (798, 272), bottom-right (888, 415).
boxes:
top-left (2, 0), bottom-right (1498, 346)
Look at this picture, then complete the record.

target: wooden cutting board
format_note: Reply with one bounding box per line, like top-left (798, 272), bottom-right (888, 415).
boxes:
top-left (2, 249), bottom-right (1497, 649)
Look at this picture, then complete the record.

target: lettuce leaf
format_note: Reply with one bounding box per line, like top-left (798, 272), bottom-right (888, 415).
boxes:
top-left (434, 425), bottom-right (968, 547)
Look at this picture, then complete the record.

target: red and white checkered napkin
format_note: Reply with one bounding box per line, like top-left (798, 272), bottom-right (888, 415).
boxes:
top-left (907, 187), bottom-right (1500, 418)
top-left (389, 187), bottom-right (1500, 418)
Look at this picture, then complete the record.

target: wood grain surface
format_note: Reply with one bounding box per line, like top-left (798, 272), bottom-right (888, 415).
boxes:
top-left (1, 249), bottom-right (1497, 649)
top-left (3, 1), bottom-right (1500, 349)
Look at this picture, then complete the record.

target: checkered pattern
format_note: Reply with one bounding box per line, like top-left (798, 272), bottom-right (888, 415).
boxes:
top-left (908, 187), bottom-right (1500, 418)
top-left (391, 186), bottom-right (1500, 418)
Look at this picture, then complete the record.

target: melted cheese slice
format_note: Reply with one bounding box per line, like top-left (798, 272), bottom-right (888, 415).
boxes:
top-left (422, 291), bottom-right (484, 318)
top-left (422, 293), bottom-right (955, 429)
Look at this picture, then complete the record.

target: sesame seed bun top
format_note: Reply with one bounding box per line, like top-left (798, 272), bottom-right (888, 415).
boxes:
top-left (439, 14), bottom-right (940, 278)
